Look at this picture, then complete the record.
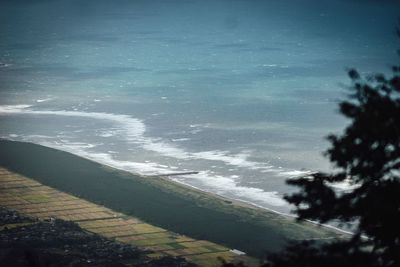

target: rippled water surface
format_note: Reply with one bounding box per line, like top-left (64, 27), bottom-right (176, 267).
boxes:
top-left (0, 0), bottom-right (398, 214)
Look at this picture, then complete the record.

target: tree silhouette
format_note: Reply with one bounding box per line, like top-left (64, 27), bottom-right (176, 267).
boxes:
top-left (223, 32), bottom-right (400, 267)
top-left (264, 40), bottom-right (400, 267)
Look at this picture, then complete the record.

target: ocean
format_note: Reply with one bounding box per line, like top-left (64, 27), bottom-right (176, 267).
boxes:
top-left (0, 0), bottom-right (398, 215)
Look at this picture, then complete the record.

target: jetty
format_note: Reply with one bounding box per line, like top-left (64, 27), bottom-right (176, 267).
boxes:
top-left (157, 171), bottom-right (200, 177)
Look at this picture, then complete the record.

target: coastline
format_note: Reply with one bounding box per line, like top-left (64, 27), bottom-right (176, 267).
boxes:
top-left (11, 137), bottom-right (354, 236)
top-left (0, 139), bottom-right (347, 258)
top-left (157, 177), bottom-right (354, 236)
top-left (0, 104), bottom-right (306, 210)
top-left (138, 167), bottom-right (354, 236)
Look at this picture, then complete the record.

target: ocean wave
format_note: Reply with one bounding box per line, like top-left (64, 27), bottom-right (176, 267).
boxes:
top-left (23, 136), bottom-right (288, 207)
top-left (0, 105), bottom-right (146, 140)
top-left (0, 104), bottom-right (305, 175)
top-left (1, 104), bottom-right (312, 182)
top-left (36, 98), bottom-right (53, 103)
top-left (180, 171), bottom-right (287, 206)
top-left (192, 151), bottom-right (257, 168)
top-left (0, 104), bottom-right (310, 198)
top-left (171, 138), bottom-right (191, 142)
top-left (7, 130), bottom-right (288, 208)
top-left (36, 140), bottom-right (171, 175)
top-left (277, 170), bottom-right (312, 177)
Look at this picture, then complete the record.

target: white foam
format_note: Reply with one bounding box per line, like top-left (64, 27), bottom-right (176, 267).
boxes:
top-left (192, 150), bottom-right (259, 169)
top-left (262, 64), bottom-right (278, 67)
top-left (37, 140), bottom-right (170, 175)
top-left (0, 105), bottom-right (146, 140)
top-left (141, 140), bottom-right (190, 159)
top-left (0, 104), bottom-right (308, 175)
top-left (171, 138), bottom-right (191, 142)
top-left (0, 104), bottom-right (311, 208)
top-left (141, 141), bottom-right (290, 174)
top-left (328, 179), bottom-right (361, 191)
top-left (277, 170), bottom-right (312, 178)
top-left (36, 98), bottom-right (52, 103)
top-left (26, 135), bottom-right (53, 139)
top-left (59, 141), bottom-right (97, 149)
top-left (97, 130), bottom-right (117, 138)
top-left (182, 171), bottom-right (287, 207)
top-left (0, 105), bottom-right (32, 112)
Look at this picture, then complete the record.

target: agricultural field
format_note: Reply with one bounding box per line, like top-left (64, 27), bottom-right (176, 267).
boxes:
top-left (0, 167), bottom-right (256, 267)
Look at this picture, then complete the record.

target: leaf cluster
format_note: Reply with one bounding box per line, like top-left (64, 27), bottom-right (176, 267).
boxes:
top-left (222, 28), bottom-right (400, 267)
top-left (279, 57), bottom-right (400, 267)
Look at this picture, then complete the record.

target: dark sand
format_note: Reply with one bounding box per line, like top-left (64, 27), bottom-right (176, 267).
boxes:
top-left (0, 140), bottom-right (344, 258)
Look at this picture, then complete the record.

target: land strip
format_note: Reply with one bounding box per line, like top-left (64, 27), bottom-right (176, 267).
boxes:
top-left (0, 167), bottom-right (256, 267)
top-left (0, 140), bottom-right (345, 259)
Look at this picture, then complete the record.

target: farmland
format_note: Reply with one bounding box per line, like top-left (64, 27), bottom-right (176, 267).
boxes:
top-left (0, 167), bottom-right (256, 266)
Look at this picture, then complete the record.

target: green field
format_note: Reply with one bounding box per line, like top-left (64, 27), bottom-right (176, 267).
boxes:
top-left (0, 140), bottom-right (343, 258)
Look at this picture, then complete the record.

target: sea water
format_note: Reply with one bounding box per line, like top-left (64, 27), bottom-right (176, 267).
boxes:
top-left (0, 0), bottom-right (398, 215)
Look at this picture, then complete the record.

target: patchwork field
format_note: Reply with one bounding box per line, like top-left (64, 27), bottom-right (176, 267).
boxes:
top-left (0, 167), bottom-right (257, 267)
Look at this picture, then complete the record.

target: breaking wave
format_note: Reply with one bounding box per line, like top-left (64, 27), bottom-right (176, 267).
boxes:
top-left (0, 104), bottom-right (311, 209)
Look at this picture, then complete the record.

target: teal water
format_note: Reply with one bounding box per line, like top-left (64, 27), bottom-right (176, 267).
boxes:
top-left (0, 0), bottom-right (399, 214)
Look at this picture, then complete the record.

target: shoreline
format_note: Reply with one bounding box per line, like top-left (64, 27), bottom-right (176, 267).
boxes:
top-left (148, 172), bottom-right (354, 236)
top-left (0, 104), bottom-right (307, 209)
top-left (7, 138), bottom-right (353, 236)
top-left (0, 139), bottom-right (347, 257)
top-left (2, 136), bottom-right (294, 215)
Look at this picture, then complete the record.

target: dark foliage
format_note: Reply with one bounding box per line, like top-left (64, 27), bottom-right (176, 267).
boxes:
top-left (263, 239), bottom-right (383, 267)
top-left (223, 29), bottom-right (400, 267)
top-left (265, 46), bottom-right (400, 267)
